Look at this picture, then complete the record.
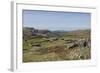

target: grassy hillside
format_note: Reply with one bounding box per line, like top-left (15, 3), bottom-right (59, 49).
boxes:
top-left (23, 27), bottom-right (91, 62)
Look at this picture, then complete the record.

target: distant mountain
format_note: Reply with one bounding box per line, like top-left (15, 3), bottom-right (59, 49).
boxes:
top-left (23, 27), bottom-right (90, 40)
top-left (65, 29), bottom-right (91, 38)
top-left (23, 27), bottom-right (61, 39)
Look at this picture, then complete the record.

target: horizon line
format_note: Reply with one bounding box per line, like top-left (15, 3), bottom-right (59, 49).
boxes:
top-left (23, 26), bottom-right (90, 31)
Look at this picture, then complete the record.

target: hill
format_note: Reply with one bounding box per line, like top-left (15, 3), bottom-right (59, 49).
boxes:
top-left (23, 27), bottom-right (91, 62)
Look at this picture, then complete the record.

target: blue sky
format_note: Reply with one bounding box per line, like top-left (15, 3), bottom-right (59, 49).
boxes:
top-left (23, 10), bottom-right (91, 31)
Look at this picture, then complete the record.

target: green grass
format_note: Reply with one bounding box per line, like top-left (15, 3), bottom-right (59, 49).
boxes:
top-left (23, 35), bottom-right (91, 62)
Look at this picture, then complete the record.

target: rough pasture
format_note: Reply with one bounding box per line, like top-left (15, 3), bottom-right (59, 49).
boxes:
top-left (23, 28), bottom-right (91, 62)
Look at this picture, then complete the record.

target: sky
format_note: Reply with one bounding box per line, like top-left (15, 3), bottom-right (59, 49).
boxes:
top-left (23, 10), bottom-right (91, 31)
